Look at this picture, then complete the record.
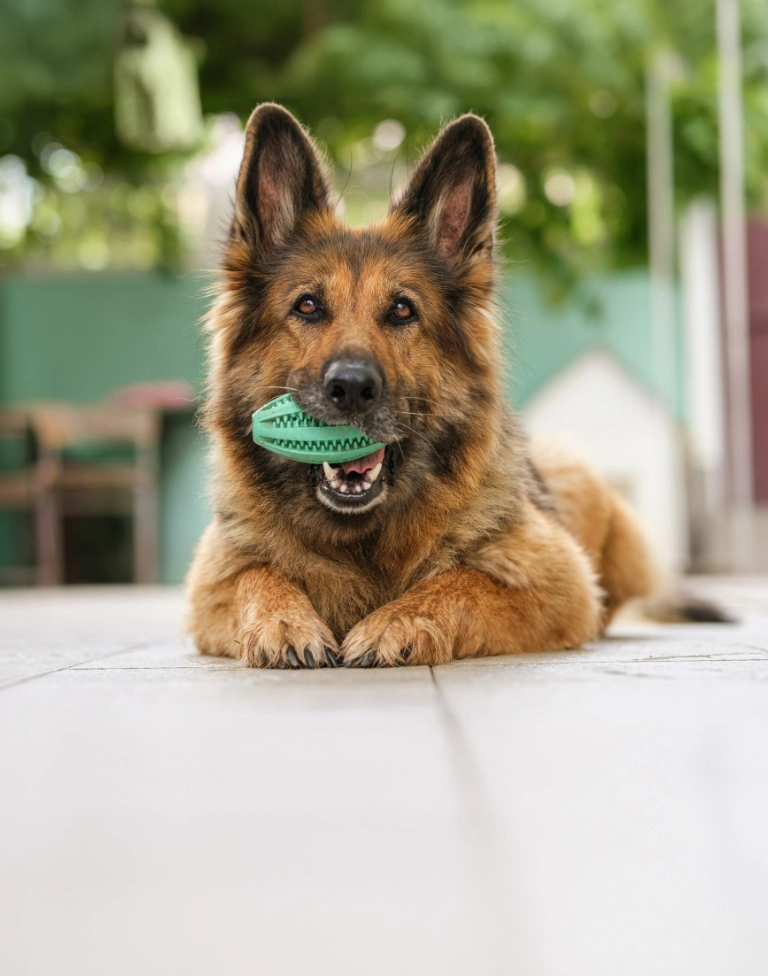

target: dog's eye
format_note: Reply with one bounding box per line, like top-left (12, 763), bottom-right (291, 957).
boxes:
top-left (389, 299), bottom-right (416, 323)
top-left (293, 295), bottom-right (321, 318)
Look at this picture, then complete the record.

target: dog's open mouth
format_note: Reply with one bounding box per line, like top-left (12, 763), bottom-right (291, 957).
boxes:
top-left (315, 445), bottom-right (388, 513)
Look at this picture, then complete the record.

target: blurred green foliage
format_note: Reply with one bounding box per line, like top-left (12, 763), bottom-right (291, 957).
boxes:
top-left (1, 0), bottom-right (767, 287)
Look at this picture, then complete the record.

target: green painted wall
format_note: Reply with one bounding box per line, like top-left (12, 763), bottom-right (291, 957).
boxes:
top-left (0, 272), bottom-right (208, 403)
top-left (500, 270), bottom-right (684, 418)
top-left (159, 412), bottom-right (210, 585)
top-left (0, 268), bottom-right (680, 583)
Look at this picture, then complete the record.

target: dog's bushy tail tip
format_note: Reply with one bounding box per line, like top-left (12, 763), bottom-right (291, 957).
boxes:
top-left (643, 594), bottom-right (736, 625)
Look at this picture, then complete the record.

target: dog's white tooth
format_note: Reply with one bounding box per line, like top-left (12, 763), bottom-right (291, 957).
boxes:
top-left (362, 481), bottom-right (371, 491)
top-left (339, 483), bottom-right (348, 493)
top-left (322, 462), bottom-right (335, 481)
top-left (355, 484), bottom-right (363, 493)
top-left (369, 463), bottom-right (382, 482)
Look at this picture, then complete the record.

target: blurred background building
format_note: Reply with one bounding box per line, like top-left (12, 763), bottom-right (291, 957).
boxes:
top-left (0, 0), bottom-right (766, 585)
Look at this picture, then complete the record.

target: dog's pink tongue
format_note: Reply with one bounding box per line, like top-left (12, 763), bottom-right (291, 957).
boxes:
top-left (340, 446), bottom-right (385, 476)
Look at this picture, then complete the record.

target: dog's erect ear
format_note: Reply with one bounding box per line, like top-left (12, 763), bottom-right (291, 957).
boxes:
top-left (393, 114), bottom-right (497, 267)
top-left (233, 103), bottom-right (332, 252)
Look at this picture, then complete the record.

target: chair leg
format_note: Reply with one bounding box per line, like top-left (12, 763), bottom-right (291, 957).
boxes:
top-left (133, 480), bottom-right (159, 584)
top-left (36, 486), bottom-right (63, 586)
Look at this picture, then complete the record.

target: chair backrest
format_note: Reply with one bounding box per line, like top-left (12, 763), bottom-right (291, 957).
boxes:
top-left (0, 409), bottom-right (31, 438)
top-left (30, 405), bottom-right (160, 454)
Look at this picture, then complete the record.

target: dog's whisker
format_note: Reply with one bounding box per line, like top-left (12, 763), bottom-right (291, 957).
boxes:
top-left (399, 395), bottom-right (438, 406)
top-left (397, 422), bottom-right (441, 460)
top-left (252, 384), bottom-right (301, 394)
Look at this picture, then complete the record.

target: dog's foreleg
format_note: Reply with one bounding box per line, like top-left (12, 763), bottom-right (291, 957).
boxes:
top-left (188, 527), bottom-right (340, 668)
top-left (340, 504), bottom-right (603, 667)
top-left (234, 565), bottom-right (342, 667)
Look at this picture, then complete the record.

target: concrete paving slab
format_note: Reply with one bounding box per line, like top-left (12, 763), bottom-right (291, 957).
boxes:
top-left (1, 579), bottom-right (767, 976)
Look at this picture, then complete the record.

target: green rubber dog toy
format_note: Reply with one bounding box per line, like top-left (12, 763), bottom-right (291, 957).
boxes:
top-left (252, 393), bottom-right (386, 464)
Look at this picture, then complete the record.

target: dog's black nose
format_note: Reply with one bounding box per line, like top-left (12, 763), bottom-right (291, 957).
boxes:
top-left (324, 359), bottom-right (383, 413)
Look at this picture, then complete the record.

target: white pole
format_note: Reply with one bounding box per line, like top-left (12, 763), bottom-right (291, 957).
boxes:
top-left (716, 0), bottom-right (754, 570)
top-left (646, 50), bottom-right (690, 570)
top-left (680, 200), bottom-right (726, 475)
top-left (645, 50), bottom-right (677, 405)
top-left (679, 199), bottom-right (729, 569)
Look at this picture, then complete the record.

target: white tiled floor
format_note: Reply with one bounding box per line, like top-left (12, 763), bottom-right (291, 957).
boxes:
top-left (1, 581), bottom-right (767, 976)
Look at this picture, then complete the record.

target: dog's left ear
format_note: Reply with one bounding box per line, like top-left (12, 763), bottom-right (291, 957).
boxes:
top-left (392, 114), bottom-right (497, 268)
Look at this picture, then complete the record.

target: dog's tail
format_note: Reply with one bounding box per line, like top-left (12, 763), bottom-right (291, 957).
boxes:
top-left (528, 436), bottom-right (737, 626)
top-left (641, 590), bottom-right (735, 624)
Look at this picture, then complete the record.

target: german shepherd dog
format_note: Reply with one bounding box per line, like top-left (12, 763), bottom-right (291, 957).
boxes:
top-left (187, 103), bottom-right (659, 668)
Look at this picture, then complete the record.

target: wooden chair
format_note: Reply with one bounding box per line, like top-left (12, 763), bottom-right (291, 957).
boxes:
top-left (30, 405), bottom-right (161, 585)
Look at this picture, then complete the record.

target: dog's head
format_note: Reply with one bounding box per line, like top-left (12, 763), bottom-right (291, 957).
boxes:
top-left (208, 104), bottom-right (502, 533)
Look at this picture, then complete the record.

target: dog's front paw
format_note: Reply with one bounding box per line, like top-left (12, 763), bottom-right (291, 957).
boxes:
top-left (341, 603), bottom-right (453, 668)
top-left (238, 612), bottom-right (340, 669)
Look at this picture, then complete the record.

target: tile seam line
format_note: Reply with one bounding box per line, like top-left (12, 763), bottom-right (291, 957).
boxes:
top-left (428, 666), bottom-right (491, 811)
top-left (0, 635), bottom-right (178, 693)
top-left (428, 665), bottom-right (528, 976)
top-left (69, 665), bottom-right (241, 672)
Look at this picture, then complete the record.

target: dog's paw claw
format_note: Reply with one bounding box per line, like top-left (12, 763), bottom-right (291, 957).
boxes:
top-left (237, 612), bottom-right (339, 669)
top-left (286, 647), bottom-right (302, 669)
top-left (341, 607), bottom-right (451, 668)
top-left (324, 647), bottom-right (341, 668)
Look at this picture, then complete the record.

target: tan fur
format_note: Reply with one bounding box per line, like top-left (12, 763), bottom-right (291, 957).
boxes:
top-left (529, 439), bottom-right (657, 628)
top-left (187, 105), bottom-right (656, 668)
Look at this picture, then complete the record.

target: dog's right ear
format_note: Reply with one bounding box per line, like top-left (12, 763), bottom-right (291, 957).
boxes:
top-left (232, 103), bottom-right (332, 254)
